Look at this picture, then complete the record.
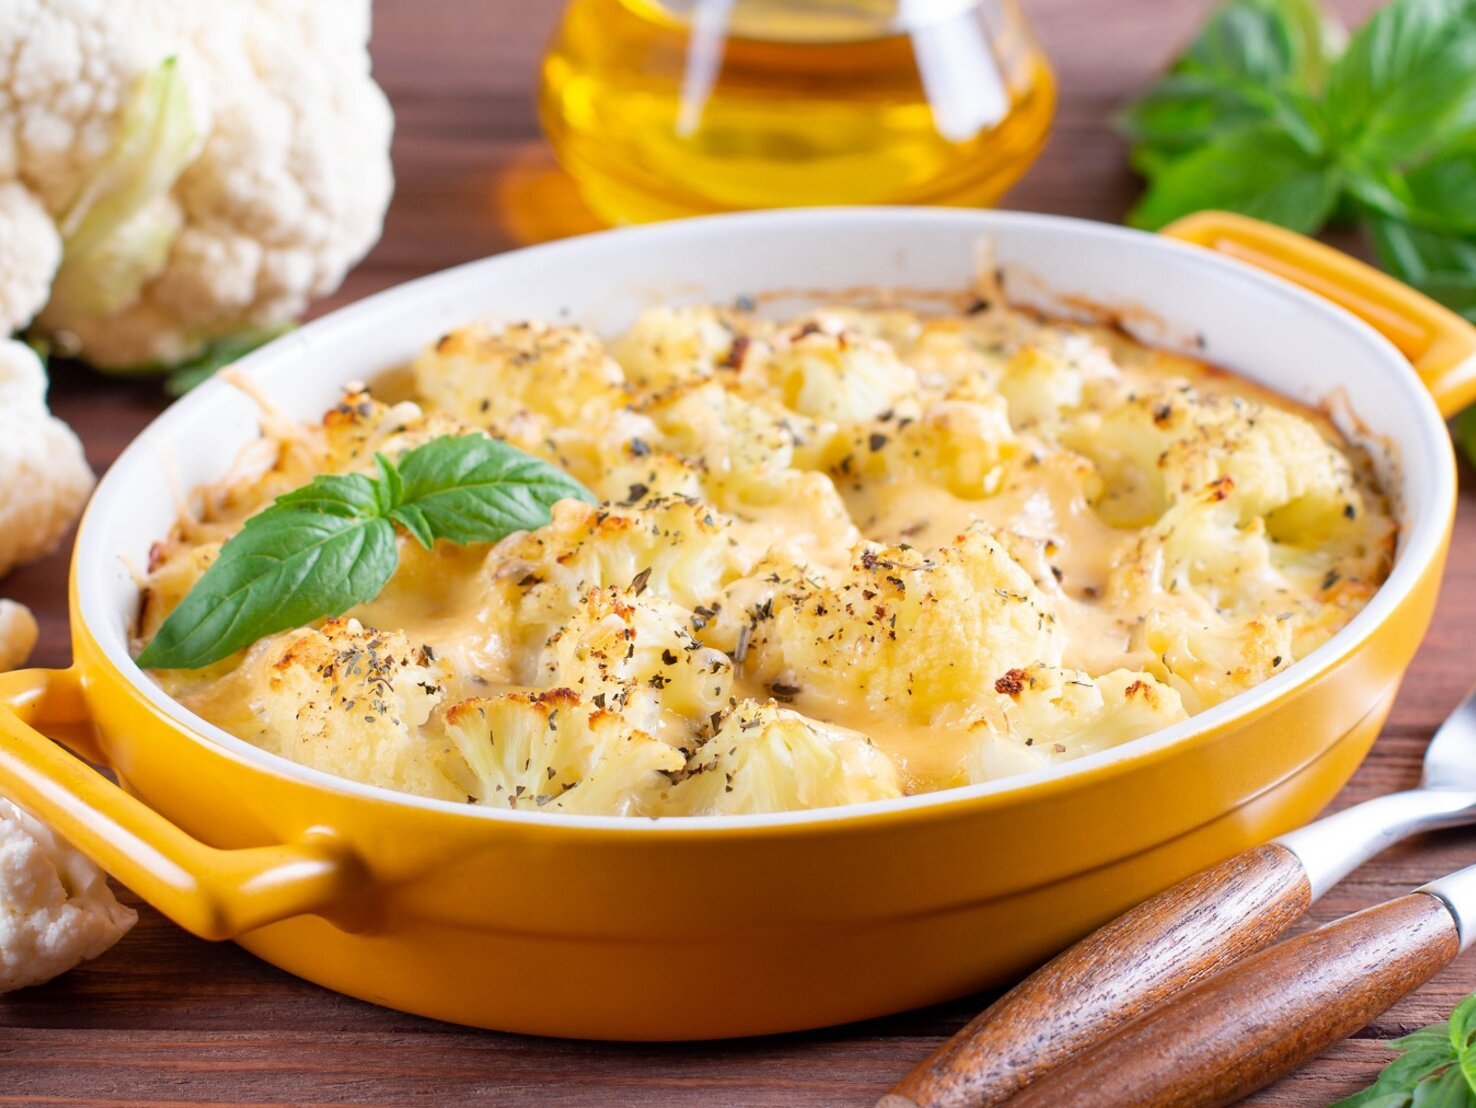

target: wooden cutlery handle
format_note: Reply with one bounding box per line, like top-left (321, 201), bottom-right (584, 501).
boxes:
top-left (1001, 892), bottom-right (1461, 1108)
top-left (884, 843), bottom-right (1311, 1108)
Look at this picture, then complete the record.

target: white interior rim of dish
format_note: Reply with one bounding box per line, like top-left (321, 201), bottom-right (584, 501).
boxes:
top-left (75, 207), bottom-right (1457, 831)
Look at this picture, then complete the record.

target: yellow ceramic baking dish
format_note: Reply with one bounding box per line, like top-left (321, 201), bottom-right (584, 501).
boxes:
top-left (1, 210), bottom-right (1472, 1040)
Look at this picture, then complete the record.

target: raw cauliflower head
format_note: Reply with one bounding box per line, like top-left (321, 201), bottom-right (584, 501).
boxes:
top-left (0, 0), bottom-right (393, 368)
top-left (0, 341), bottom-right (94, 576)
top-left (0, 339), bottom-right (94, 671)
top-left (664, 701), bottom-right (902, 815)
top-left (0, 798), bottom-right (136, 993)
top-left (244, 619), bottom-right (465, 801)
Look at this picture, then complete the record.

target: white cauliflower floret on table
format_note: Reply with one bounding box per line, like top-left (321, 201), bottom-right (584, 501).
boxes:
top-left (664, 701), bottom-right (902, 815)
top-left (0, 183), bottom-right (62, 336)
top-left (242, 619), bottom-right (465, 802)
top-left (0, 601), bottom-right (39, 672)
top-left (0, 798), bottom-right (136, 993)
top-left (965, 665), bottom-right (1188, 781)
top-left (413, 322), bottom-right (629, 430)
top-left (0, 340), bottom-right (94, 670)
top-left (1, 0), bottom-right (394, 369)
top-left (745, 527), bottom-right (1062, 721)
top-left (0, 341), bottom-right (94, 575)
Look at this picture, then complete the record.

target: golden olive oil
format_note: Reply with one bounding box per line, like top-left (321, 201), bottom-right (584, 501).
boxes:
top-left (539, 0), bottom-right (1056, 224)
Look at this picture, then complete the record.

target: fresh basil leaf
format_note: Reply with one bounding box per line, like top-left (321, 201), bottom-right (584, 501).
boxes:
top-left (1326, 0), bottom-right (1476, 164)
top-left (1181, 0), bottom-right (1344, 88)
top-left (391, 434), bottom-right (596, 547)
top-left (1356, 143), bottom-right (1476, 236)
top-left (274, 472), bottom-right (384, 518)
top-left (1367, 217), bottom-right (1476, 321)
top-left (1412, 1065), bottom-right (1476, 1107)
top-left (1121, 0), bottom-right (1341, 176)
top-left (136, 504), bottom-right (397, 670)
top-left (372, 453), bottom-right (404, 520)
top-left (1334, 1010), bottom-right (1476, 1108)
top-left (1129, 122), bottom-right (1338, 231)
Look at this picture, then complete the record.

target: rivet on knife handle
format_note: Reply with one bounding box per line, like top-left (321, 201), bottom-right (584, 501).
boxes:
top-left (1001, 891), bottom-right (1462, 1108)
top-left (884, 842), bottom-right (1311, 1108)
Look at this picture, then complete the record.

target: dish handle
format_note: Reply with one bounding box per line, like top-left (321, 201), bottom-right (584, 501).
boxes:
top-left (0, 666), bottom-right (365, 940)
top-left (1162, 210), bottom-right (1476, 420)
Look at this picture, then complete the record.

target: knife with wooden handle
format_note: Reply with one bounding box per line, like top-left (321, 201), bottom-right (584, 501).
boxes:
top-left (881, 844), bottom-right (1312, 1108)
top-left (883, 725), bottom-right (1476, 1108)
top-left (987, 889), bottom-right (1460, 1108)
top-left (882, 862), bottom-right (1476, 1108)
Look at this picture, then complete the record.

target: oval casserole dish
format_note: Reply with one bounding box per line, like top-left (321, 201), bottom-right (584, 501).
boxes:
top-left (1, 208), bottom-right (1474, 1040)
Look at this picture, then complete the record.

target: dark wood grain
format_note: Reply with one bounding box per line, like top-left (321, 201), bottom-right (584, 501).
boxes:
top-left (1, 0), bottom-right (1464, 1104)
top-left (889, 843), bottom-right (1314, 1108)
top-left (1005, 894), bottom-right (1462, 1108)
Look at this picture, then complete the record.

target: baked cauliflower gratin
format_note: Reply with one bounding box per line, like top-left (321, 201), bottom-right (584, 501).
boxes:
top-left (136, 294), bottom-right (1395, 816)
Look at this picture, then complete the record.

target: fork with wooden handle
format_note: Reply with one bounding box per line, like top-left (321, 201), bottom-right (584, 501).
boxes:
top-left (883, 683), bottom-right (1476, 1108)
top-left (980, 863), bottom-right (1476, 1107)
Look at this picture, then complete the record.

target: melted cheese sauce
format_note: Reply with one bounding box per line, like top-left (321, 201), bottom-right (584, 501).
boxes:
top-left (140, 296), bottom-right (1397, 815)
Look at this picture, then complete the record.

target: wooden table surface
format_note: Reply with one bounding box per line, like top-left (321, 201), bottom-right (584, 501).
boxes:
top-left (2, 0), bottom-right (1466, 1103)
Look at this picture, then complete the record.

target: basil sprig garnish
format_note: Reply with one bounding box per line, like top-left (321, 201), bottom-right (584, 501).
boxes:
top-left (136, 434), bottom-right (595, 670)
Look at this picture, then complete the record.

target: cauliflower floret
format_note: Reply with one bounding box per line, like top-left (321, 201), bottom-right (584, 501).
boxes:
top-left (613, 305), bottom-right (758, 391)
top-left (0, 183), bottom-right (62, 335)
top-left (536, 587), bottom-right (733, 740)
top-left (0, 601), bottom-right (39, 673)
top-left (997, 335), bottom-right (1120, 429)
top-left (827, 397), bottom-right (1017, 499)
top-left (1143, 608), bottom-right (1294, 713)
top-left (0, 798), bottom-right (136, 992)
top-left (896, 319), bottom-right (1009, 394)
top-left (637, 380), bottom-right (860, 561)
top-left (1065, 386), bottom-right (1367, 536)
top-left (744, 527), bottom-right (1062, 720)
top-left (965, 665), bottom-right (1188, 781)
top-left (438, 588), bottom-right (731, 815)
top-left (243, 619), bottom-right (465, 801)
top-left (664, 701), bottom-right (902, 815)
top-left (591, 437), bottom-right (708, 506)
top-left (413, 322), bottom-right (629, 429)
top-left (5, 1), bottom-right (393, 368)
top-left (765, 322), bottom-right (919, 423)
top-left (136, 540), bottom-right (221, 643)
top-left (492, 496), bottom-right (749, 660)
top-left (1109, 492), bottom-right (1284, 617)
top-left (0, 341), bottom-right (94, 576)
top-left (438, 690), bottom-right (683, 816)
top-left (0, 340), bottom-right (93, 667)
